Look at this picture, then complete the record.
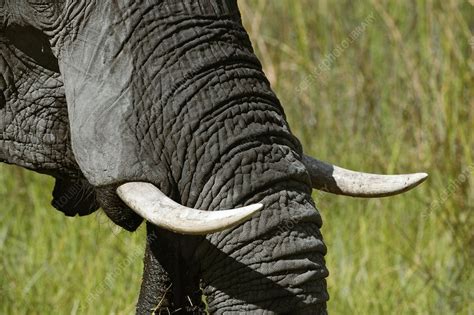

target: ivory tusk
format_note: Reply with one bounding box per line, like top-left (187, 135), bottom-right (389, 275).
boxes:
top-left (302, 155), bottom-right (428, 197)
top-left (116, 182), bottom-right (262, 235)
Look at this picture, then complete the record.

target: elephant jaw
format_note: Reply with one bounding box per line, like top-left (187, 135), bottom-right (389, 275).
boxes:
top-left (115, 157), bottom-right (427, 235)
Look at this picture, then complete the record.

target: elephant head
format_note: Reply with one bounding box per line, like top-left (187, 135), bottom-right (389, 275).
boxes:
top-left (0, 1), bottom-right (427, 313)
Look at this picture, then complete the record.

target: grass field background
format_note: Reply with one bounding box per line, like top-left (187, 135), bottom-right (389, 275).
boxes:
top-left (1, 1), bottom-right (473, 314)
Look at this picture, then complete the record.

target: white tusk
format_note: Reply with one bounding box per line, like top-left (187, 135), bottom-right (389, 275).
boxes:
top-left (302, 155), bottom-right (428, 197)
top-left (116, 182), bottom-right (262, 235)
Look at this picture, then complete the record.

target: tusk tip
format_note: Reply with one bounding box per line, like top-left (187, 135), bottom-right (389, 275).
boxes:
top-left (406, 172), bottom-right (429, 187)
top-left (367, 171), bottom-right (429, 197)
top-left (236, 202), bottom-right (264, 219)
top-left (250, 203), bottom-right (264, 212)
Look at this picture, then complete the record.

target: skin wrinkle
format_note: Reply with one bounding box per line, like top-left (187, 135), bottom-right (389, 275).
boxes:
top-left (184, 115), bottom-right (292, 205)
top-left (198, 144), bottom-right (296, 209)
top-left (211, 191), bottom-right (320, 252)
top-left (213, 233), bottom-right (325, 278)
top-left (128, 16), bottom-right (258, 178)
top-left (198, 155), bottom-right (326, 312)
top-left (206, 191), bottom-right (322, 264)
top-left (9, 93), bottom-right (66, 137)
top-left (170, 71), bottom-right (280, 133)
top-left (122, 13), bottom-right (193, 183)
top-left (216, 261), bottom-right (324, 296)
top-left (136, 39), bottom-right (261, 136)
top-left (167, 86), bottom-right (274, 167)
top-left (207, 270), bottom-right (327, 313)
top-left (204, 260), bottom-right (325, 313)
top-left (142, 11), bottom-right (245, 53)
top-left (172, 74), bottom-right (291, 205)
top-left (137, 71), bottom-right (274, 201)
top-left (47, 1), bottom-right (93, 53)
top-left (162, 65), bottom-right (265, 133)
top-left (213, 280), bottom-right (301, 305)
top-left (206, 255), bottom-right (327, 312)
top-left (139, 27), bottom-right (256, 111)
top-left (107, 3), bottom-right (159, 61)
top-left (135, 17), bottom-right (218, 70)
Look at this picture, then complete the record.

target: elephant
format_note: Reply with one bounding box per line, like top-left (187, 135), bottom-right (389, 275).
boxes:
top-left (0, 0), bottom-right (427, 313)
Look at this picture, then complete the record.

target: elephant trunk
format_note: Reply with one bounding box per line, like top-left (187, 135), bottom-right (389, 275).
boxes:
top-left (139, 3), bottom-right (329, 312)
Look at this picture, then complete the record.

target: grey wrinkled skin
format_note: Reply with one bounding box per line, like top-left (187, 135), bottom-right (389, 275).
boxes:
top-left (0, 1), bottom-right (329, 314)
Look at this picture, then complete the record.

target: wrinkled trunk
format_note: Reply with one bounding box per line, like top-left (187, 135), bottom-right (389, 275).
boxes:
top-left (50, 0), bottom-right (329, 313)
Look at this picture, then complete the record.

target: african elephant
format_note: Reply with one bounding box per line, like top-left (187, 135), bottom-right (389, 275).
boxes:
top-left (0, 1), bottom-right (427, 313)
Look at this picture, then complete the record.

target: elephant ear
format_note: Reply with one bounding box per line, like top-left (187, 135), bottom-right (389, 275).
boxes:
top-left (52, 178), bottom-right (100, 217)
top-left (0, 30), bottom-right (76, 173)
top-left (0, 21), bottom-right (145, 228)
top-left (0, 29), bottom-right (100, 217)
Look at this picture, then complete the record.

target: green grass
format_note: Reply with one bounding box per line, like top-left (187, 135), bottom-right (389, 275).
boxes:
top-left (1, 1), bottom-right (473, 314)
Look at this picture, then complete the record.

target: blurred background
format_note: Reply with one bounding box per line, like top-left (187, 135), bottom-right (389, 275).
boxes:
top-left (1, 0), bottom-right (472, 314)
